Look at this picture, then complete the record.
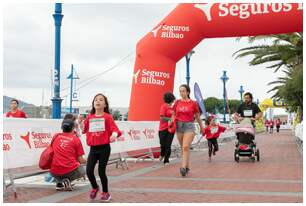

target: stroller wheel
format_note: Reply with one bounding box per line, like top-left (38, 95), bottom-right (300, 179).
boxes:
top-left (234, 150), bottom-right (239, 162)
top-left (256, 149), bottom-right (260, 161)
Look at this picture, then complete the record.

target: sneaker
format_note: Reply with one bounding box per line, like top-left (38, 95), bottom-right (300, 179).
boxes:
top-left (213, 150), bottom-right (216, 156)
top-left (56, 182), bottom-right (65, 191)
top-left (180, 167), bottom-right (187, 177)
top-left (164, 162), bottom-right (170, 166)
top-left (159, 156), bottom-right (164, 162)
top-left (186, 167), bottom-right (190, 173)
top-left (101, 192), bottom-right (111, 202)
top-left (89, 187), bottom-right (99, 199)
top-left (62, 178), bottom-right (73, 191)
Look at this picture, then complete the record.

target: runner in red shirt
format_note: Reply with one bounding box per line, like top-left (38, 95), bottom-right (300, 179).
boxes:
top-left (50, 118), bottom-right (86, 191)
top-left (171, 84), bottom-right (205, 177)
top-left (275, 118), bottom-right (281, 133)
top-left (5, 99), bottom-right (27, 118)
top-left (159, 92), bottom-right (176, 165)
top-left (269, 119), bottom-right (274, 133)
top-left (203, 115), bottom-right (226, 162)
top-left (79, 93), bottom-right (122, 202)
top-left (63, 113), bottom-right (81, 137)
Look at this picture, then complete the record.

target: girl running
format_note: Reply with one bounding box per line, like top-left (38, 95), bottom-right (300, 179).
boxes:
top-left (79, 93), bottom-right (121, 202)
top-left (203, 115), bottom-right (226, 162)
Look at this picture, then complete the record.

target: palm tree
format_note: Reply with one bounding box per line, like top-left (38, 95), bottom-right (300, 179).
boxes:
top-left (234, 33), bottom-right (302, 72)
top-left (233, 32), bottom-right (303, 120)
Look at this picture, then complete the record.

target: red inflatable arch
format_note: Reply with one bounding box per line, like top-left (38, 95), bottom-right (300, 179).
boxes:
top-left (128, 3), bottom-right (303, 121)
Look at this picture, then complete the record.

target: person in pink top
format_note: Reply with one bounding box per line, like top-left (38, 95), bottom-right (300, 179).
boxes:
top-left (275, 118), bottom-right (281, 133)
top-left (269, 119), bottom-right (274, 134)
top-left (159, 92), bottom-right (176, 165)
top-left (171, 84), bottom-right (205, 177)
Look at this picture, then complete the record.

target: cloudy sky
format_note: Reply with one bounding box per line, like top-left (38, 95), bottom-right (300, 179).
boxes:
top-left (3, 3), bottom-right (288, 114)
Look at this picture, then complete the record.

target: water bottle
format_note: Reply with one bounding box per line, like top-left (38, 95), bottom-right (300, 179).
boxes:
top-left (44, 172), bottom-right (54, 183)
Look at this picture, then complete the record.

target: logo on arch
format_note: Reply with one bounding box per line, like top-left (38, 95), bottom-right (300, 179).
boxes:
top-left (133, 68), bottom-right (170, 86)
top-left (151, 24), bottom-right (190, 39)
top-left (194, 3), bottom-right (303, 21)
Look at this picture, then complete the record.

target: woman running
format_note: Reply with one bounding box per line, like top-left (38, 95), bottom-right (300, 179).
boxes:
top-left (171, 84), bottom-right (205, 177)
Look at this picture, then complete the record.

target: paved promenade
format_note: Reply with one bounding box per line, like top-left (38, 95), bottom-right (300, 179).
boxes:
top-left (4, 130), bottom-right (302, 203)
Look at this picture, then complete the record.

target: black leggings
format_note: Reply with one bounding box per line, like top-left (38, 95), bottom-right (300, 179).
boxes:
top-left (159, 130), bottom-right (174, 163)
top-left (208, 138), bottom-right (219, 157)
top-left (86, 144), bottom-right (111, 192)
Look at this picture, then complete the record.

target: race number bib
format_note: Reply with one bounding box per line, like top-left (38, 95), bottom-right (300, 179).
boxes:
top-left (89, 118), bottom-right (105, 132)
top-left (211, 127), bottom-right (218, 134)
top-left (243, 110), bottom-right (253, 117)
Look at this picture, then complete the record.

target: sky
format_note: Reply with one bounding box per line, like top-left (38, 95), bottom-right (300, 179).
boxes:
top-left (3, 3), bottom-right (289, 114)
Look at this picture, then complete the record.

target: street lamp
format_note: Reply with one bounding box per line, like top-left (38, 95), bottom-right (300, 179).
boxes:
top-left (185, 50), bottom-right (195, 86)
top-left (67, 64), bottom-right (79, 113)
top-left (51, 3), bottom-right (63, 119)
top-left (220, 70), bottom-right (229, 123)
top-left (238, 85), bottom-right (244, 103)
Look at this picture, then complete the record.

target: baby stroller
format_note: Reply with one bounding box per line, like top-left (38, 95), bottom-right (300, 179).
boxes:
top-left (234, 118), bottom-right (260, 162)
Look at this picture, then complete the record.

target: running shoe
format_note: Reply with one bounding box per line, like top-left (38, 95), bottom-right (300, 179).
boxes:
top-left (62, 178), bottom-right (73, 191)
top-left (101, 192), bottom-right (112, 202)
top-left (180, 167), bottom-right (187, 177)
top-left (89, 187), bottom-right (99, 199)
top-left (186, 167), bottom-right (190, 174)
top-left (159, 156), bottom-right (164, 162)
top-left (56, 182), bottom-right (65, 191)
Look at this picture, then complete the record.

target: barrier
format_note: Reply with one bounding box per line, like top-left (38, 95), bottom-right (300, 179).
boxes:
top-left (3, 118), bottom-right (236, 197)
top-left (293, 122), bottom-right (303, 155)
top-left (280, 124), bottom-right (294, 130)
top-left (294, 122), bottom-right (303, 141)
top-left (3, 118), bottom-right (161, 169)
top-left (3, 118), bottom-right (236, 169)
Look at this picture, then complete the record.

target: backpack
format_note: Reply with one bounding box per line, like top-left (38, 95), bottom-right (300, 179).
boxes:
top-left (39, 133), bottom-right (60, 170)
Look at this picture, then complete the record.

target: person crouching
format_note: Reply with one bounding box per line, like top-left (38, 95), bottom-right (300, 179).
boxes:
top-left (50, 118), bottom-right (87, 191)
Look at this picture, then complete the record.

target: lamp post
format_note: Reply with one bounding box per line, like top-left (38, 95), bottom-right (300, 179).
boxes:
top-left (67, 64), bottom-right (79, 113)
top-left (220, 70), bottom-right (229, 123)
top-left (238, 85), bottom-right (244, 103)
top-left (185, 50), bottom-right (195, 86)
top-left (51, 3), bottom-right (63, 119)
